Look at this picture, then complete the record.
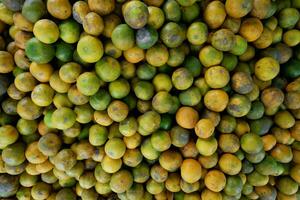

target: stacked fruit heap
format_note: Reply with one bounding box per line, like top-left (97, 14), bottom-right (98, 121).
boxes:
top-left (0, 0), bottom-right (300, 199)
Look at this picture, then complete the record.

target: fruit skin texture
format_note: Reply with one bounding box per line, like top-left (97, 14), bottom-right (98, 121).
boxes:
top-left (33, 19), bottom-right (59, 44)
top-left (0, 174), bottom-right (19, 198)
top-left (278, 8), bottom-right (300, 29)
top-left (72, 1), bottom-right (90, 24)
top-left (0, 125), bottom-right (19, 149)
top-left (95, 56), bottom-right (121, 82)
top-left (38, 133), bottom-right (61, 156)
top-left (224, 175), bottom-right (243, 196)
top-left (160, 22), bottom-right (186, 48)
top-left (195, 119), bottom-right (214, 139)
top-left (180, 159), bottom-right (202, 184)
top-left (88, 0), bottom-right (115, 16)
top-left (225, 0), bottom-right (253, 18)
top-left (104, 138), bottom-right (126, 159)
top-left (51, 107), bottom-right (76, 130)
top-left (112, 24), bottom-right (135, 51)
top-left (204, 1), bottom-right (226, 29)
top-left (59, 19), bottom-right (81, 44)
top-left (123, 1), bottom-right (149, 29)
top-left (31, 84), bottom-right (55, 107)
top-left (201, 189), bottom-right (222, 200)
top-left (187, 22), bottom-right (208, 46)
top-left (77, 35), bottom-right (103, 63)
top-left (255, 57), bottom-right (280, 81)
top-left (0, 51), bottom-right (14, 73)
top-left (211, 29), bottom-right (235, 52)
top-left (231, 71), bottom-right (253, 94)
top-left (230, 35), bottom-right (248, 56)
top-left (204, 170), bottom-right (226, 192)
top-left (148, 6), bottom-right (165, 29)
top-left (25, 38), bottom-right (55, 64)
top-left (276, 177), bottom-right (299, 195)
top-left (136, 26), bottom-right (158, 49)
top-left (2, 0), bottom-right (300, 199)
top-left (47, 0), bottom-right (72, 20)
top-left (56, 188), bottom-right (77, 200)
top-left (83, 12), bottom-right (104, 36)
top-left (199, 45), bottom-right (223, 67)
top-left (283, 59), bottom-right (300, 79)
top-left (152, 91), bottom-right (173, 114)
top-left (172, 68), bottom-right (193, 90)
top-left (239, 18), bottom-right (263, 42)
top-left (241, 133), bottom-right (263, 154)
top-left (176, 0), bottom-right (196, 7)
top-left (176, 106), bottom-right (199, 129)
top-left (17, 97), bottom-right (43, 120)
top-left (109, 170), bottom-right (133, 193)
top-left (3, 0), bottom-right (24, 12)
top-left (204, 89), bottom-right (229, 112)
top-left (291, 165), bottom-right (300, 184)
top-left (226, 94), bottom-right (251, 117)
top-left (76, 72), bottom-right (101, 96)
top-left (159, 150), bottom-right (182, 172)
top-left (218, 153), bottom-right (242, 175)
top-left (13, 12), bottom-right (33, 32)
top-left (146, 43), bottom-right (169, 67)
top-left (21, 0), bottom-right (46, 23)
top-left (2, 142), bottom-right (26, 166)
top-left (205, 66), bottom-right (230, 89)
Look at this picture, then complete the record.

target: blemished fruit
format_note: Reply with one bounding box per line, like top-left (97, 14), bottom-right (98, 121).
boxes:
top-left (0, 0), bottom-right (299, 199)
top-left (0, 174), bottom-right (19, 197)
top-left (123, 1), bottom-right (149, 29)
